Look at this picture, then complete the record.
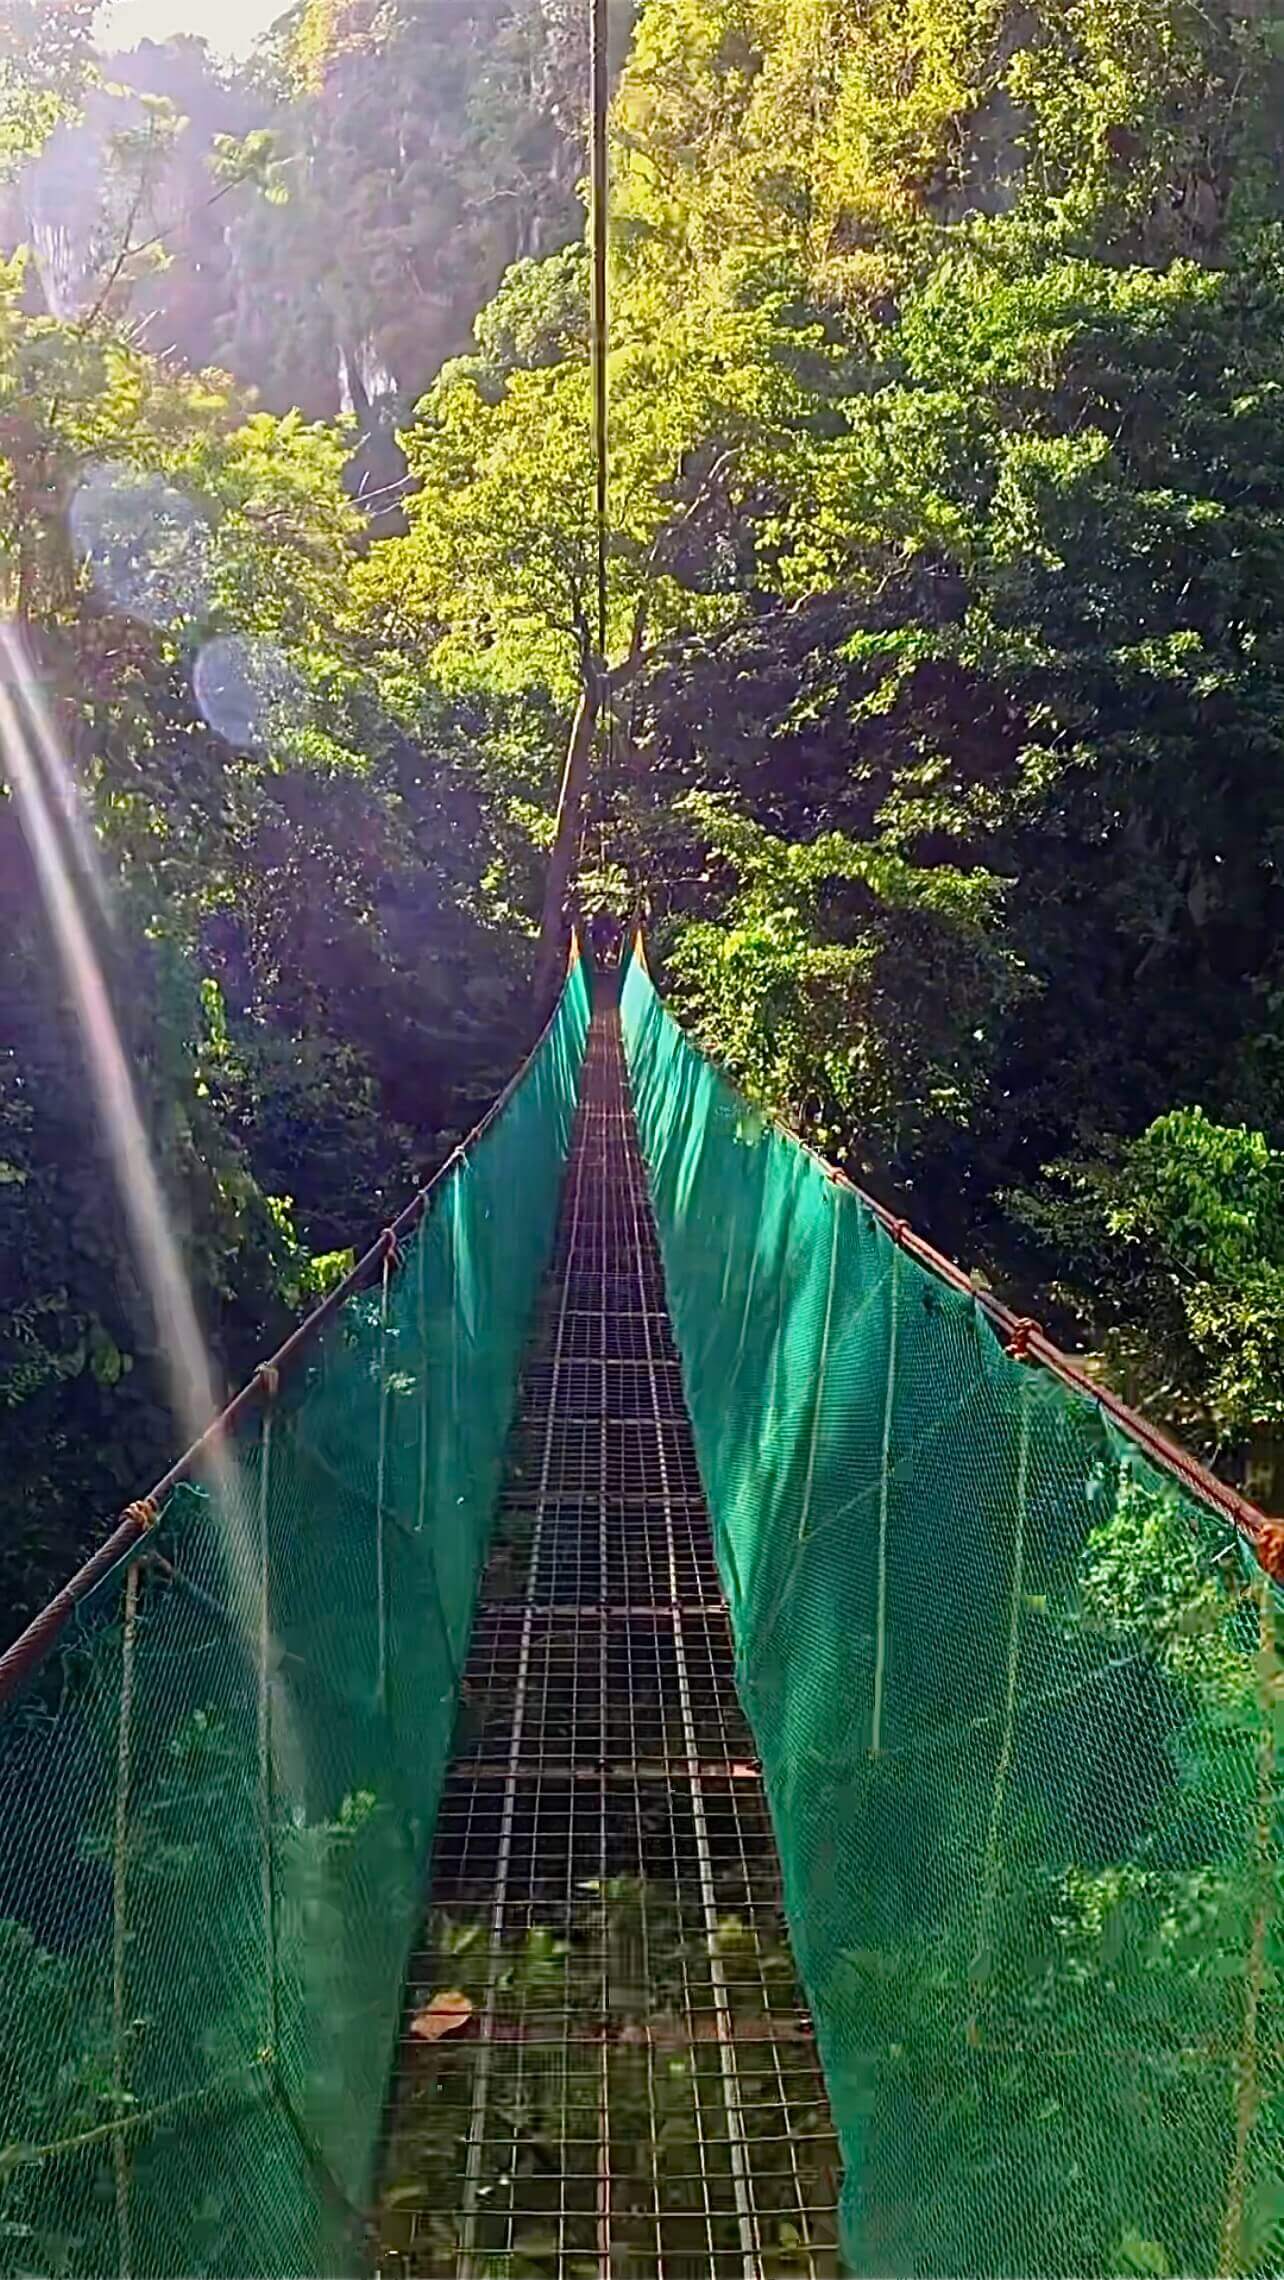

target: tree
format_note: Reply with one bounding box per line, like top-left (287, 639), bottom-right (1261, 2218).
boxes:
top-left (655, 792), bottom-right (1016, 1170)
top-left (0, 247), bottom-right (538, 1633)
top-left (0, 0), bottom-right (97, 184)
top-left (612, 0), bottom-right (1283, 323)
top-left (1009, 1109), bottom-right (1284, 1501)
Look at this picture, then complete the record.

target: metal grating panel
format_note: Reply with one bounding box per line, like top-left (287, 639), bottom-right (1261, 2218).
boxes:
top-left (376, 1005), bottom-right (840, 2278)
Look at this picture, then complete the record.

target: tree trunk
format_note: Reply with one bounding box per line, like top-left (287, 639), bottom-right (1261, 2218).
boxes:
top-left (534, 673), bottom-right (599, 1014)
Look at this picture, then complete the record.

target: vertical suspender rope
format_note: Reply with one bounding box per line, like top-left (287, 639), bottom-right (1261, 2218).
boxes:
top-left (797, 1188), bottom-right (840, 1546)
top-left (590, 0), bottom-right (609, 667)
top-left (375, 1243), bottom-right (393, 1708)
top-left (416, 1223), bottom-right (428, 1537)
top-left (1218, 1571), bottom-right (1278, 2276)
top-left (412, 1192), bottom-right (464, 1683)
top-left (870, 1245), bottom-right (900, 1757)
top-left (967, 1369), bottom-right (1032, 2046)
top-left (450, 1178), bottom-right (463, 1425)
top-left (112, 1559), bottom-right (141, 2280)
top-left (257, 1393), bottom-right (280, 2063)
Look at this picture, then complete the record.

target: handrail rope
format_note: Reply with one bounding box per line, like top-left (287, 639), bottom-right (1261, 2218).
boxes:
top-left (0, 2059), bottom-right (270, 2177)
top-left (627, 927), bottom-right (1282, 1565)
top-left (0, 935), bottom-right (584, 1709)
top-left (0, 2058), bottom-right (368, 2257)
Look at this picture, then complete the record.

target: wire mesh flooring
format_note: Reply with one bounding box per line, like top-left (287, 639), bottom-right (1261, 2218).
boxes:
top-left (375, 1005), bottom-right (840, 2279)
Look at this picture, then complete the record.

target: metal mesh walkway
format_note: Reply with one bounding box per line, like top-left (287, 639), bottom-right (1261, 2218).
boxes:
top-left (375, 1003), bottom-right (840, 2278)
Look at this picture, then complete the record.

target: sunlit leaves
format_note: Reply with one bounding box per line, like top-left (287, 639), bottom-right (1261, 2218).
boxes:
top-left (362, 287), bottom-right (826, 705)
top-left (611, 0), bottom-right (1283, 326)
top-left (663, 792), bottom-right (1016, 1158)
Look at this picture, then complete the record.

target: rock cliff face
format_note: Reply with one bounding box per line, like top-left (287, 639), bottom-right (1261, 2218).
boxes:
top-left (899, 0), bottom-right (1284, 261)
top-left (614, 0), bottom-right (1284, 316)
top-left (7, 39), bottom-right (253, 346)
top-left (930, 78), bottom-right (1030, 223)
top-left (0, 10), bottom-right (601, 518)
top-left (5, 7), bottom-right (604, 397)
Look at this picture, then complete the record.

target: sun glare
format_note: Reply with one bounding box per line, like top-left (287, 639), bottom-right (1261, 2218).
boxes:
top-left (94, 0), bottom-right (287, 63)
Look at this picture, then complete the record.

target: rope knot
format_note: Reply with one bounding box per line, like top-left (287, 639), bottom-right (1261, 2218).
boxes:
top-left (379, 1227), bottom-right (402, 1271)
top-left (889, 1218), bottom-right (911, 1247)
top-left (1246, 1515), bottom-right (1284, 1585)
top-left (122, 1495), bottom-right (161, 1533)
top-left (1005, 1317), bottom-right (1040, 1363)
top-left (255, 1362), bottom-right (281, 1402)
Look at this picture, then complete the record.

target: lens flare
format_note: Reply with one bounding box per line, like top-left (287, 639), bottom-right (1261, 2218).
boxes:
top-left (194, 634), bottom-right (303, 751)
top-left (69, 463), bottom-right (214, 632)
top-left (0, 621), bottom-right (221, 1465)
top-left (9, 639), bottom-right (115, 927)
top-left (0, 622), bottom-right (306, 1797)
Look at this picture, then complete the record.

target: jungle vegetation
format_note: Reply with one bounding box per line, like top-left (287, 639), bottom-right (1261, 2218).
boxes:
top-left (2, 0), bottom-right (1284, 1630)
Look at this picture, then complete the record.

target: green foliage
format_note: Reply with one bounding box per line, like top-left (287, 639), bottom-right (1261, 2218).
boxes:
top-left (1014, 1111), bottom-right (1284, 1466)
top-left (365, 284), bottom-right (824, 707)
top-left (471, 244), bottom-right (592, 377)
top-left (613, 0), bottom-right (1284, 322)
top-left (0, 244), bottom-right (535, 1632)
top-left (0, 0), bottom-right (96, 183)
top-left (611, 137), bottom-right (1284, 1487)
top-left (662, 792), bottom-right (1014, 1161)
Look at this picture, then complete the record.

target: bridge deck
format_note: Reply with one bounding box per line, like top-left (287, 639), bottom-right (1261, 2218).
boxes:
top-left (376, 1002), bottom-right (840, 2277)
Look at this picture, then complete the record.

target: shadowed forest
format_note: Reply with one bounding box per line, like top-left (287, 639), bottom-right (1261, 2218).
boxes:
top-left (4, 0), bottom-right (1284, 1634)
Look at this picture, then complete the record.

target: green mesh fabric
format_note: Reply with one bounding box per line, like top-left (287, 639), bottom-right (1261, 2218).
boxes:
top-left (620, 947), bottom-right (1284, 2280)
top-left (0, 957), bottom-right (589, 2280)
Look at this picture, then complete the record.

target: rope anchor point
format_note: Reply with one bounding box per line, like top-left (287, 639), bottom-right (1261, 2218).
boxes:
top-left (121, 1494), bottom-right (161, 1532)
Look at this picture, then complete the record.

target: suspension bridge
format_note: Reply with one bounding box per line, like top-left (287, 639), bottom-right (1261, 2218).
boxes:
top-left (0, 939), bottom-right (1279, 2279)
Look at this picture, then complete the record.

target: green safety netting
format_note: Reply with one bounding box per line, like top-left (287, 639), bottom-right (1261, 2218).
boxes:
top-left (0, 955), bottom-right (589, 2280)
top-left (620, 946), bottom-right (1283, 2279)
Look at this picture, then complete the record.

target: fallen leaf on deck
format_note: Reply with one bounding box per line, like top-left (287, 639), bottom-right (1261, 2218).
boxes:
top-left (410, 1991), bottom-right (473, 2041)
